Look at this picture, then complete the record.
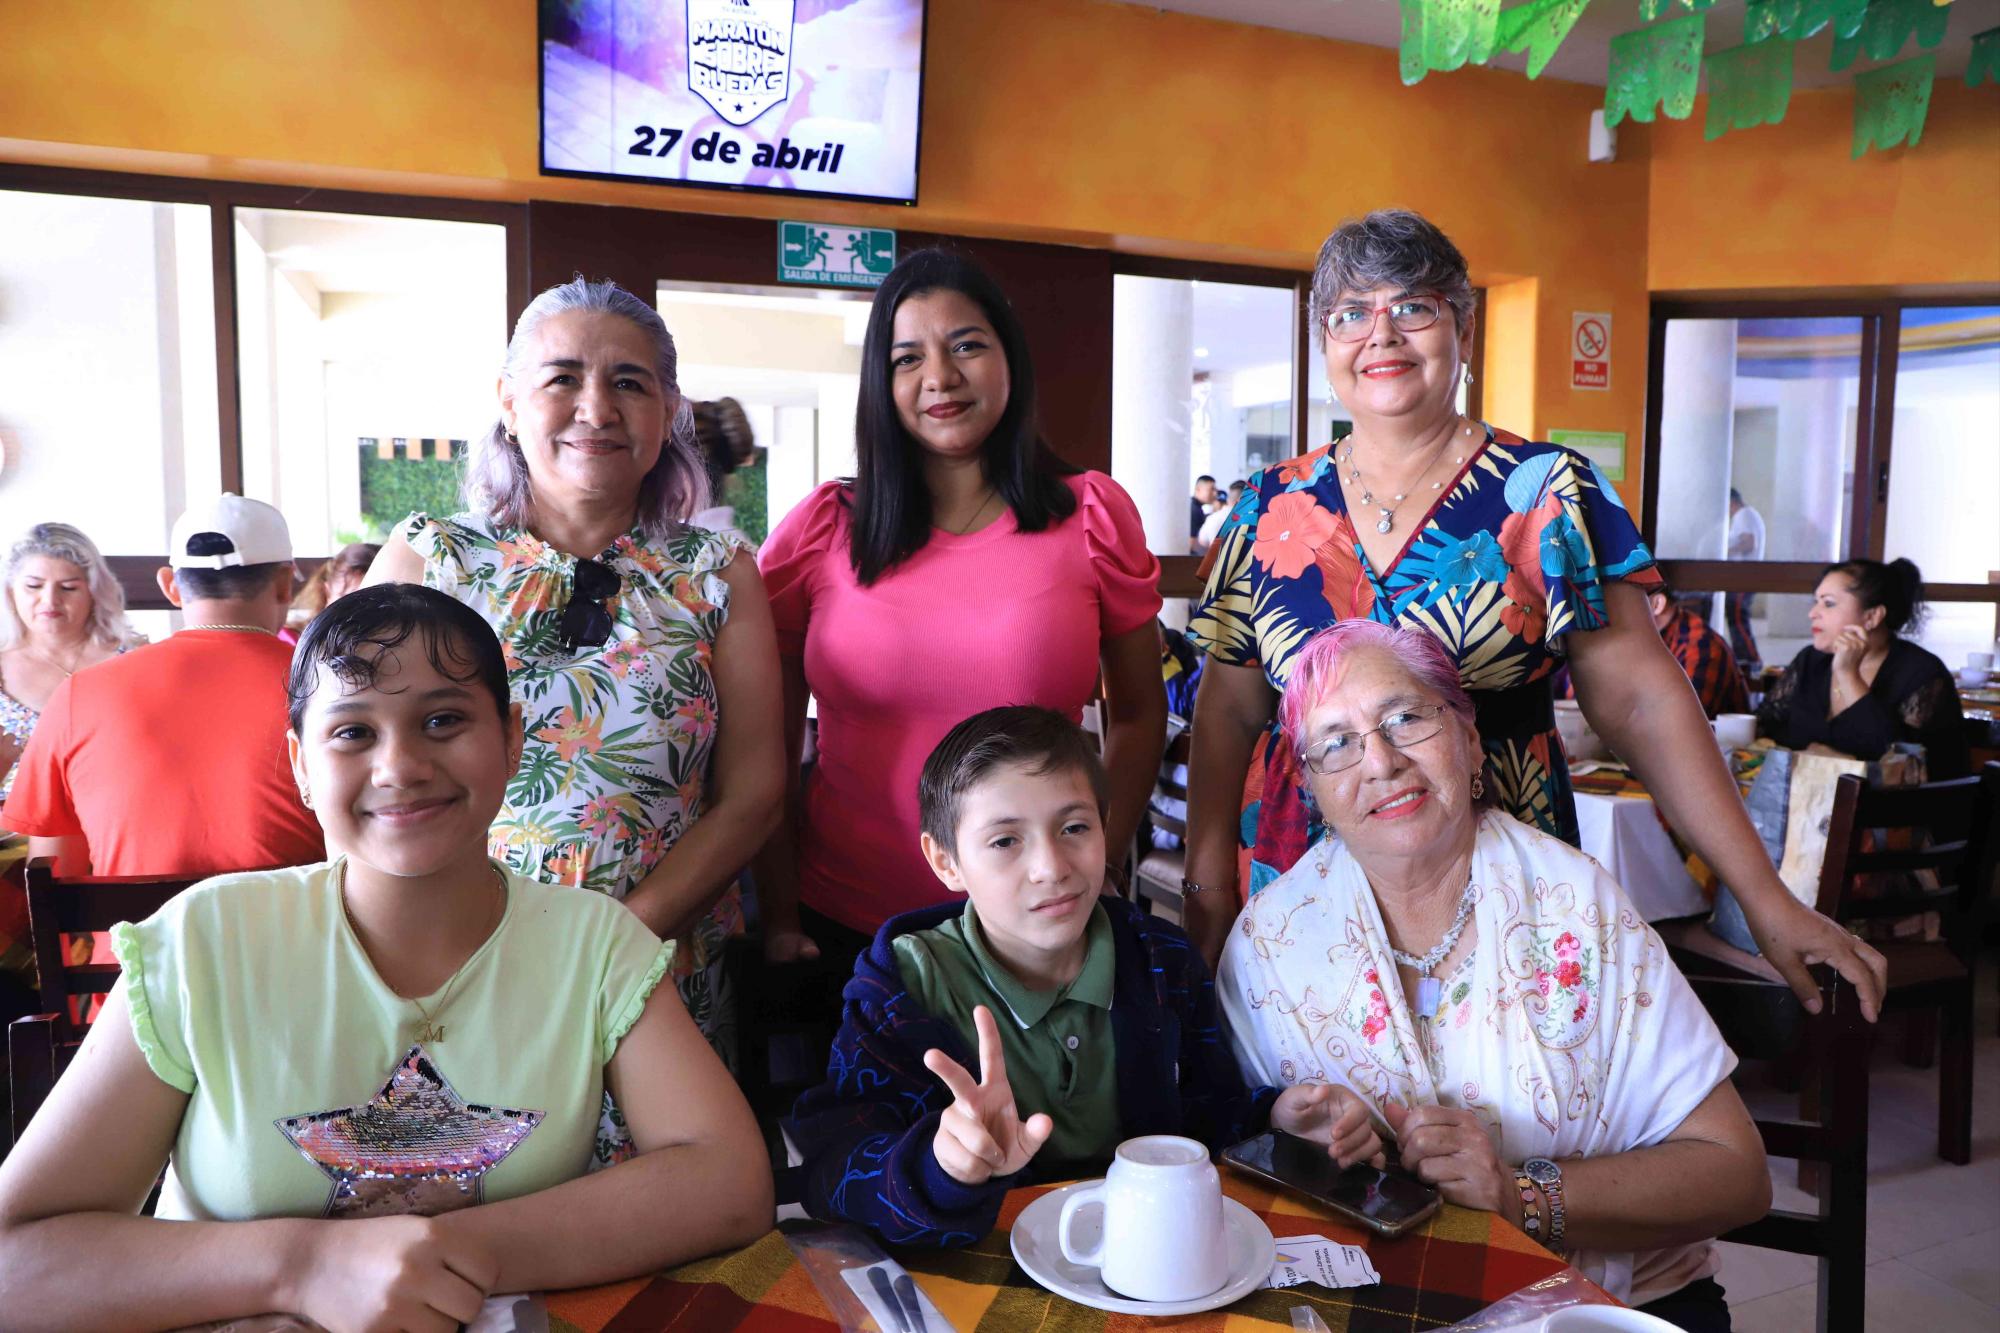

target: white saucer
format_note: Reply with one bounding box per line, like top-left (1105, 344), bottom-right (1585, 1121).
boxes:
top-left (1009, 1181), bottom-right (1276, 1316)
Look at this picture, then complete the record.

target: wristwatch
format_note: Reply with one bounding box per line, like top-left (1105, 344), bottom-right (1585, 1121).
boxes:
top-left (1522, 1157), bottom-right (1566, 1251)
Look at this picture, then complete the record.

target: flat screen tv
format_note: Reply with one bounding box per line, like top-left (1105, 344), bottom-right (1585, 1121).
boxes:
top-left (540, 0), bottom-right (927, 206)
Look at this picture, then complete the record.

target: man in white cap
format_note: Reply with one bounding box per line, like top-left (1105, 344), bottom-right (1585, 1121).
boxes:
top-left (4, 495), bottom-right (324, 878)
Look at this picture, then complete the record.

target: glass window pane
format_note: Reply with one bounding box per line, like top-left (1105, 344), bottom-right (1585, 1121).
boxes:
top-left (657, 283), bottom-right (871, 545)
top-left (1113, 276), bottom-right (1295, 558)
top-left (1884, 306), bottom-right (2000, 669)
top-left (0, 189), bottom-right (218, 556)
top-left (1656, 316), bottom-right (1864, 564)
top-left (232, 208), bottom-right (508, 555)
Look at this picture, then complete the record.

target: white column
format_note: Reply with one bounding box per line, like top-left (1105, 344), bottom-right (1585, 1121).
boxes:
top-left (1111, 275), bottom-right (1194, 560)
top-left (1657, 319), bottom-right (1737, 560)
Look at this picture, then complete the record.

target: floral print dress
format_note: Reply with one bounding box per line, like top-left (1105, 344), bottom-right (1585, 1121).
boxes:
top-left (401, 512), bottom-right (746, 1058)
top-left (1189, 426), bottom-right (1659, 896)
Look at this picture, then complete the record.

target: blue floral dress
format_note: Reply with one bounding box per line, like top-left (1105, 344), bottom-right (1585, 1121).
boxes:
top-left (1188, 425), bottom-right (1658, 898)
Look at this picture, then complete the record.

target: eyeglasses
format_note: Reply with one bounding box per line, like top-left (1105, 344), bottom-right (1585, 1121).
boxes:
top-left (1301, 705), bottom-right (1449, 775)
top-left (1325, 294), bottom-right (1445, 343)
top-left (559, 557), bottom-right (621, 652)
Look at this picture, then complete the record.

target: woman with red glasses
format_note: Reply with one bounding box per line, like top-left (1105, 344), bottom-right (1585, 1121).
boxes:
top-left (1181, 210), bottom-right (1886, 1024)
top-left (368, 278), bottom-right (786, 1083)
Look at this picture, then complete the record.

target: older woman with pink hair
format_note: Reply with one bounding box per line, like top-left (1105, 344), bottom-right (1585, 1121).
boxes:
top-left (1217, 620), bottom-right (1765, 1332)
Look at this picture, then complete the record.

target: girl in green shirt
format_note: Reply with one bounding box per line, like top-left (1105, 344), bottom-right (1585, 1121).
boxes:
top-left (0, 584), bottom-right (772, 1331)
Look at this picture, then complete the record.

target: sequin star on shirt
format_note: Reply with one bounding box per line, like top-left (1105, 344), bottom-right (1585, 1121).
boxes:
top-left (277, 1044), bottom-right (544, 1219)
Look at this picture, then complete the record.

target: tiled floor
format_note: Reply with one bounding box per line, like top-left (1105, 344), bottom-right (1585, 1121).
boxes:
top-left (1718, 950), bottom-right (2000, 1331)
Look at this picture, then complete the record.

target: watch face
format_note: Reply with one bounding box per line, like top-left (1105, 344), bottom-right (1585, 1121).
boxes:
top-left (1524, 1157), bottom-right (1560, 1185)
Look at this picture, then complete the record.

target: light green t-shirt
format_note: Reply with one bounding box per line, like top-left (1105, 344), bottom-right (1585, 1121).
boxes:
top-left (891, 900), bottom-right (1119, 1168)
top-left (110, 858), bottom-right (672, 1222)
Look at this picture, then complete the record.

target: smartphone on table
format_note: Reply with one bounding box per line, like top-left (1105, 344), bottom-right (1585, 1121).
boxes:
top-left (1222, 1129), bottom-right (1441, 1239)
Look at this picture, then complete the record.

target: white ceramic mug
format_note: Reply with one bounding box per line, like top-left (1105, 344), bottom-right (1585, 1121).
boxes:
top-left (1960, 666), bottom-right (1988, 688)
top-left (1968, 651), bottom-right (1994, 672)
top-left (1057, 1135), bottom-right (1227, 1303)
top-left (1713, 712), bottom-right (1757, 749)
top-left (1540, 1306), bottom-right (1683, 1331)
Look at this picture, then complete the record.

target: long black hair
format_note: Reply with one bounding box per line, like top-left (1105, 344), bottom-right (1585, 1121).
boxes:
top-left (1823, 557), bottom-right (1928, 636)
top-left (848, 248), bottom-right (1078, 585)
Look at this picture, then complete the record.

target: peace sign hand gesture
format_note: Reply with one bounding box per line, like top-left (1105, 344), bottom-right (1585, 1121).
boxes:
top-left (923, 1004), bottom-right (1055, 1186)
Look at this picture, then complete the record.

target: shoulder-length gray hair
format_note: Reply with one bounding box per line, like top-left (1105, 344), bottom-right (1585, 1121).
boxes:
top-left (1309, 209), bottom-right (1477, 348)
top-left (0, 522), bottom-right (135, 651)
top-left (462, 277), bottom-right (709, 542)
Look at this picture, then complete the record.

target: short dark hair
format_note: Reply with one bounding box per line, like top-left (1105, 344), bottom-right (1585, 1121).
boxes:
top-left (918, 705), bottom-right (1108, 852)
top-left (287, 583), bottom-right (511, 733)
top-left (1195, 475), bottom-right (1216, 486)
top-left (1823, 557), bottom-right (1927, 636)
top-left (175, 562), bottom-right (289, 601)
top-left (849, 248), bottom-right (1078, 585)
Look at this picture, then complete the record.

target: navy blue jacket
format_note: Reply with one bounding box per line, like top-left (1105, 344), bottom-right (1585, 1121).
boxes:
top-left (783, 896), bottom-right (1279, 1246)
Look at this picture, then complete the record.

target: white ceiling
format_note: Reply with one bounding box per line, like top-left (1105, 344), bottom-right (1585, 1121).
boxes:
top-left (237, 208), bottom-right (508, 298)
top-left (1121, 0), bottom-right (1996, 88)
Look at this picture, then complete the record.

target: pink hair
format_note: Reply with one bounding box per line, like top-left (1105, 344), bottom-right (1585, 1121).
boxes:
top-left (1277, 620), bottom-right (1476, 757)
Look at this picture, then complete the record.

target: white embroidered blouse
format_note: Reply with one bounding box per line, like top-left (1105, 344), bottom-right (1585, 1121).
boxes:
top-left (1218, 811), bottom-right (1737, 1305)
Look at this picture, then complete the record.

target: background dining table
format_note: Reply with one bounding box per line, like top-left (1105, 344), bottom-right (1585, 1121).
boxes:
top-left (543, 1171), bottom-right (1612, 1332)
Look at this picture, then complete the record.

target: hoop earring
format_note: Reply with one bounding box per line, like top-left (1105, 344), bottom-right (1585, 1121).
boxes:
top-left (505, 430), bottom-right (520, 446)
top-left (1470, 771), bottom-right (1485, 800)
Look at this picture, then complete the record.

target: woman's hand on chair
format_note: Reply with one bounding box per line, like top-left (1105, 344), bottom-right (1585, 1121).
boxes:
top-left (1745, 895), bottom-right (1887, 1022)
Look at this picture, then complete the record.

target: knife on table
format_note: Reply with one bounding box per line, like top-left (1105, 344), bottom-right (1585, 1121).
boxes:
top-left (867, 1263), bottom-right (915, 1333)
top-left (894, 1272), bottom-right (929, 1332)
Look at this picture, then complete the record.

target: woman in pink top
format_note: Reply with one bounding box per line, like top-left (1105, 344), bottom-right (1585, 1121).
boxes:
top-left (757, 249), bottom-right (1166, 968)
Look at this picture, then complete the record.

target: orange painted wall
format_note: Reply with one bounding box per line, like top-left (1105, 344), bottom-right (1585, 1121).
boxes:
top-left (1648, 81), bottom-right (2000, 294)
top-left (0, 0), bottom-right (1654, 497)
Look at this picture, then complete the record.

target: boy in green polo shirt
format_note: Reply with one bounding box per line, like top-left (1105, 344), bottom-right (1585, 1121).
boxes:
top-left (785, 706), bottom-right (1383, 1246)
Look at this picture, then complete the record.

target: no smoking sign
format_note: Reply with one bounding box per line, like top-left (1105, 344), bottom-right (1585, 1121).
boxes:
top-left (1572, 311), bottom-right (1611, 391)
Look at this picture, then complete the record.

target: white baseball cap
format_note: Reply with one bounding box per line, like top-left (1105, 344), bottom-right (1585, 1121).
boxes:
top-left (169, 493), bottom-right (294, 569)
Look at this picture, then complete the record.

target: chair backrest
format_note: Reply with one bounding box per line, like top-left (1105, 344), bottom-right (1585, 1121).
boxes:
top-left (24, 856), bottom-right (196, 1035)
top-left (1671, 958), bottom-right (1871, 1333)
top-left (1813, 763), bottom-right (2000, 957)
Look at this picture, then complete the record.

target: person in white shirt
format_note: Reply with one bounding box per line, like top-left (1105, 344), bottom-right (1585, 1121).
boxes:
top-left (1725, 489), bottom-right (1765, 673)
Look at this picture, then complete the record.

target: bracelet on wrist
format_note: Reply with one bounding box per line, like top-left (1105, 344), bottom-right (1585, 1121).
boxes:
top-left (1522, 1157), bottom-right (1566, 1252)
top-left (1513, 1170), bottom-right (1545, 1243)
top-left (1181, 876), bottom-right (1222, 898)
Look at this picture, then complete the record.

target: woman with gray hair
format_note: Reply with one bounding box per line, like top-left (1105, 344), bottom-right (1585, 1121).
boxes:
top-left (1182, 209), bottom-right (1886, 1024)
top-left (369, 277), bottom-right (785, 1071)
top-left (0, 522), bottom-right (138, 805)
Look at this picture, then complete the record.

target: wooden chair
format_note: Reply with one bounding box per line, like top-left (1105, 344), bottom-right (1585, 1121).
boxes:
top-left (7, 857), bottom-right (193, 1145)
top-left (1813, 762), bottom-right (1999, 1165)
top-left (1669, 955), bottom-right (1872, 1333)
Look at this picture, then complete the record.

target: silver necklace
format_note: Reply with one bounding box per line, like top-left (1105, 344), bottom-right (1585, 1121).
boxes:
top-left (1340, 419), bottom-right (1477, 534)
top-left (1390, 871), bottom-right (1477, 1019)
top-left (192, 624), bottom-right (277, 635)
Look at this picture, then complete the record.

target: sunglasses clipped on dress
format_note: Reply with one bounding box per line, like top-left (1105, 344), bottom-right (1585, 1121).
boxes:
top-left (559, 557), bottom-right (621, 652)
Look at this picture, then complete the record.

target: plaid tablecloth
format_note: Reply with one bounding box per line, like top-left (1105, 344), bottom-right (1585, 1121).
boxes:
top-left (544, 1175), bottom-right (1601, 1332)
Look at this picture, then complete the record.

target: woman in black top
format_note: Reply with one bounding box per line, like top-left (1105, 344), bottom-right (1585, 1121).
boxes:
top-left (1758, 558), bottom-right (1968, 778)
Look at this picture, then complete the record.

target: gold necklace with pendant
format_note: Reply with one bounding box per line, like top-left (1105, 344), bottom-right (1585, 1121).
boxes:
top-left (343, 862), bottom-right (506, 1045)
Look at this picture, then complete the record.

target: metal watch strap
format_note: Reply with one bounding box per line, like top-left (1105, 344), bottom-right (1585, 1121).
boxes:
top-left (1180, 877), bottom-right (1220, 897)
top-left (1523, 1157), bottom-right (1566, 1250)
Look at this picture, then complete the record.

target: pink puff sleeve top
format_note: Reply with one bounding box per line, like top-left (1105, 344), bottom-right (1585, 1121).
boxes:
top-left (759, 471), bottom-right (1162, 933)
